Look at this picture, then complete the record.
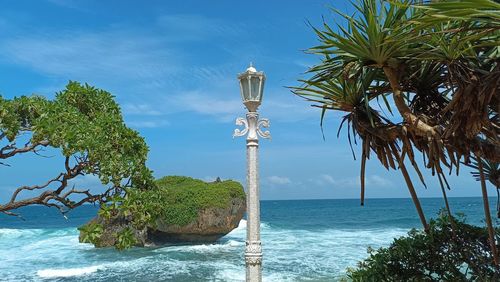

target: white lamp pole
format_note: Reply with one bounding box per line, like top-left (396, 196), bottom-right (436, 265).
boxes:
top-left (233, 64), bottom-right (270, 282)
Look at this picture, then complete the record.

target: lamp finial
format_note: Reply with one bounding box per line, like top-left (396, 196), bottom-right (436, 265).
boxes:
top-left (246, 62), bottom-right (256, 72)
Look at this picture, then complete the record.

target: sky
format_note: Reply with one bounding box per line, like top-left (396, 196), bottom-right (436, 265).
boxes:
top-left (0, 0), bottom-right (493, 202)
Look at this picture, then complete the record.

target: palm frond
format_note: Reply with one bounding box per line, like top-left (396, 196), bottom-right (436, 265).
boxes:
top-left (413, 0), bottom-right (500, 26)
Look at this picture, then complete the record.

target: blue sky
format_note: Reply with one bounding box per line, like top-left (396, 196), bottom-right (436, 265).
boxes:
top-left (0, 0), bottom-right (491, 201)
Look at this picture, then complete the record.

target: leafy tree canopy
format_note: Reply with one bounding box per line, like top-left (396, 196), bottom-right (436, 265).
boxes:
top-left (0, 81), bottom-right (154, 216)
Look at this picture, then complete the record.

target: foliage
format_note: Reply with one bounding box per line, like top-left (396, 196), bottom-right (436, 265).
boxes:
top-left (293, 0), bottom-right (499, 260)
top-left (124, 176), bottom-right (246, 227)
top-left (347, 214), bottom-right (500, 281)
top-left (0, 81), bottom-right (154, 215)
top-left (469, 157), bottom-right (500, 189)
top-left (114, 227), bottom-right (137, 251)
top-left (77, 221), bottom-right (104, 245)
top-left (414, 0), bottom-right (500, 25)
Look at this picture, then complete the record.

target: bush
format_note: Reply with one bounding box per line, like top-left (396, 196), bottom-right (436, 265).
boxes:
top-left (125, 175), bottom-right (245, 226)
top-left (347, 214), bottom-right (500, 281)
top-left (77, 222), bottom-right (103, 245)
top-left (114, 227), bottom-right (137, 250)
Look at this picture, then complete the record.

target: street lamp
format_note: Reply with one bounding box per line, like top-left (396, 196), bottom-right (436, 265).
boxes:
top-left (233, 63), bottom-right (270, 282)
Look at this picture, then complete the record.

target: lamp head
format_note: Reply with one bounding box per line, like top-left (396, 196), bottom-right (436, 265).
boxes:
top-left (238, 63), bottom-right (266, 112)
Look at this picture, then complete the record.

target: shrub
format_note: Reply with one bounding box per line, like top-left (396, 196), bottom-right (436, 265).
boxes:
top-left (129, 176), bottom-right (246, 226)
top-left (115, 227), bottom-right (137, 251)
top-left (78, 222), bottom-right (103, 245)
top-left (347, 214), bottom-right (500, 281)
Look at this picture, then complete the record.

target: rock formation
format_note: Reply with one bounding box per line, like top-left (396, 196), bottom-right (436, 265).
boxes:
top-left (79, 176), bottom-right (245, 248)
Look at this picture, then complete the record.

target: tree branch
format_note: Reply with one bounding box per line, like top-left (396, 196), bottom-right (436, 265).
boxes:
top-left (0, 158), bottom-right (109, 216)
top-left (0, 140), bottom-right (50, 159)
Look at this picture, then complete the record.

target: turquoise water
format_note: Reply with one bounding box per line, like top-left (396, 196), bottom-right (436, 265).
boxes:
top-left (0, 197), bottom-right (496, 281)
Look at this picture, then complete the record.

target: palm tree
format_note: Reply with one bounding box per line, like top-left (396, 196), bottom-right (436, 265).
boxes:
top-left (293, 0), bottom-right (499, 264)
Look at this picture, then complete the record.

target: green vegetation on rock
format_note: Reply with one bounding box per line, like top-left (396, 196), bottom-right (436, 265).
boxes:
top-left (78, 221), bottom-right (104, 245)
top-left (114, 227), bottom-right (138, 250)
top-left (79, 176), bottom-right (246, 249)
top-left (121, 176), bottom-right (245, 227)
top-left (150, 176), bottom-right (246, 225)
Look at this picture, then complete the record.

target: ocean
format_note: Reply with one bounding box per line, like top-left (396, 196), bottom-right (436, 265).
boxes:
top-left (0, 197), bottom-right (497, 281)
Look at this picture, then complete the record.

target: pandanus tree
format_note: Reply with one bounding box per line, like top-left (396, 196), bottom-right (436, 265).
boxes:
top-left (293, 0), bottom-right (499, 263)
top-left (0, 82), bottom-right (154, 217)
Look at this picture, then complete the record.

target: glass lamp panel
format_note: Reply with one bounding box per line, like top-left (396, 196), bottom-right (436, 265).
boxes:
top-left (239, 76), bottom-right (250, 102)
top-left (250, 76), bottom-right (261, 101)
top-left (260, 78), bottom-right (265, 101)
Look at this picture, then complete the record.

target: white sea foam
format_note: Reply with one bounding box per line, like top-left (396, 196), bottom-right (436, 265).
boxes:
top-left (157, 239), bottom-right (244, 254)
top-left (231, 219), bottom-right (246, 232)
top-left (0, 228), bottom-right (44, 239)
top-left (37, 265), bottom-right (102, 278)
top-left (1, 218), bottom-right (410, 281)
top-left (95, 256), bottom-right (192, 280)
top-left (259, 227), bottom-right (408, 279)
top-left (0, 228), bottom-right (77, 242)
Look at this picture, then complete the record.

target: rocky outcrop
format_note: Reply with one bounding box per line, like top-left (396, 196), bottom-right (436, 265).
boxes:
top-left (78, 176), bottom-right (246, 248)
top-left (151, 197), bottom-right (245, 243)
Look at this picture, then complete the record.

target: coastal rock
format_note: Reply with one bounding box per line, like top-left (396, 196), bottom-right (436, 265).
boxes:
top-left (151, 197), bottom-right (245, 243)
top-left (78, 176), bottom-right (246, 248)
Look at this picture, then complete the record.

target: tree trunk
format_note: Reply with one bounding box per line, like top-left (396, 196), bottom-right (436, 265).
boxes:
top-left (478, 157), bottom-right (499, 266)
top-left (390, 143), bottom-right (429, 231)
top-left (437, 173), bottom-right (456, 236)
top-left (383, 67), bottom-right (438, 138)
top-left (360, 143), bottom-right (367, 206)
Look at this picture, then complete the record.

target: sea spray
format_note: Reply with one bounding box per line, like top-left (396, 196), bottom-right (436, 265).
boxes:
top-left (37, 266), bottom-right (103, 279)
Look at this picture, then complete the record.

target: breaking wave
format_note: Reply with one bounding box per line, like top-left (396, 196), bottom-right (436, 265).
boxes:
top-left (37, 266), bottom-right (102, 278)
top-left (1, 220), bottom-right (408, 281)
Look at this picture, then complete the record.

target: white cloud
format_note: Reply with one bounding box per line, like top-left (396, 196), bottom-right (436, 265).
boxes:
top-left (67, 174), bottom-right (107, 194)
top-left (0, 31), bottom-right (179, 82)
top-left (319, 174), bottom-right (336, 185)
top-left (292, 59), bottom-right (317, 69)
top-left (0, 13), bottom-right (320, 125)
top-left (313, 174), bottom-right (393, 188)
top-left (367, 175), bottom-right (393, 187)
top-left (172, 90), bottom-right (243, 120)
top-left (313, 174), bottom-right (347, 186)
top-left (0, 17), bottom-right (245, 122)
top-left (122, 103), bottom-right (163, 116)
top-left (127, 120), bottom-right (169, 128)
top-left (267, 176), bottom-right (292, 185)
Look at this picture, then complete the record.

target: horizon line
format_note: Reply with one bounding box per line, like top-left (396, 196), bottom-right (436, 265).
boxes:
top-left (261, 196), bottom-right (494, 202)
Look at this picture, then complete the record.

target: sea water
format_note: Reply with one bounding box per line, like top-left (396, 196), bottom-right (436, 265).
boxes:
top-left (0, 197), bottom-right (496, 281)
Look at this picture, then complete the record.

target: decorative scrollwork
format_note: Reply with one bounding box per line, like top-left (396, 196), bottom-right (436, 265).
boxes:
top-left (245, 240), bottom-right (262, 254)
top-left (257, 118), bottom-right (271, 139)
top-left (245, 256), bottom-right (263, 266)
top-left (233, 117), bottom-right (249, 138)
top-left (233, 115), bottom-right (271, 140)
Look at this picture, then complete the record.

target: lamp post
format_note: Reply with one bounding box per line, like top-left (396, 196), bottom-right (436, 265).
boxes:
top-left (233, 64), bottom-right (270, 282)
